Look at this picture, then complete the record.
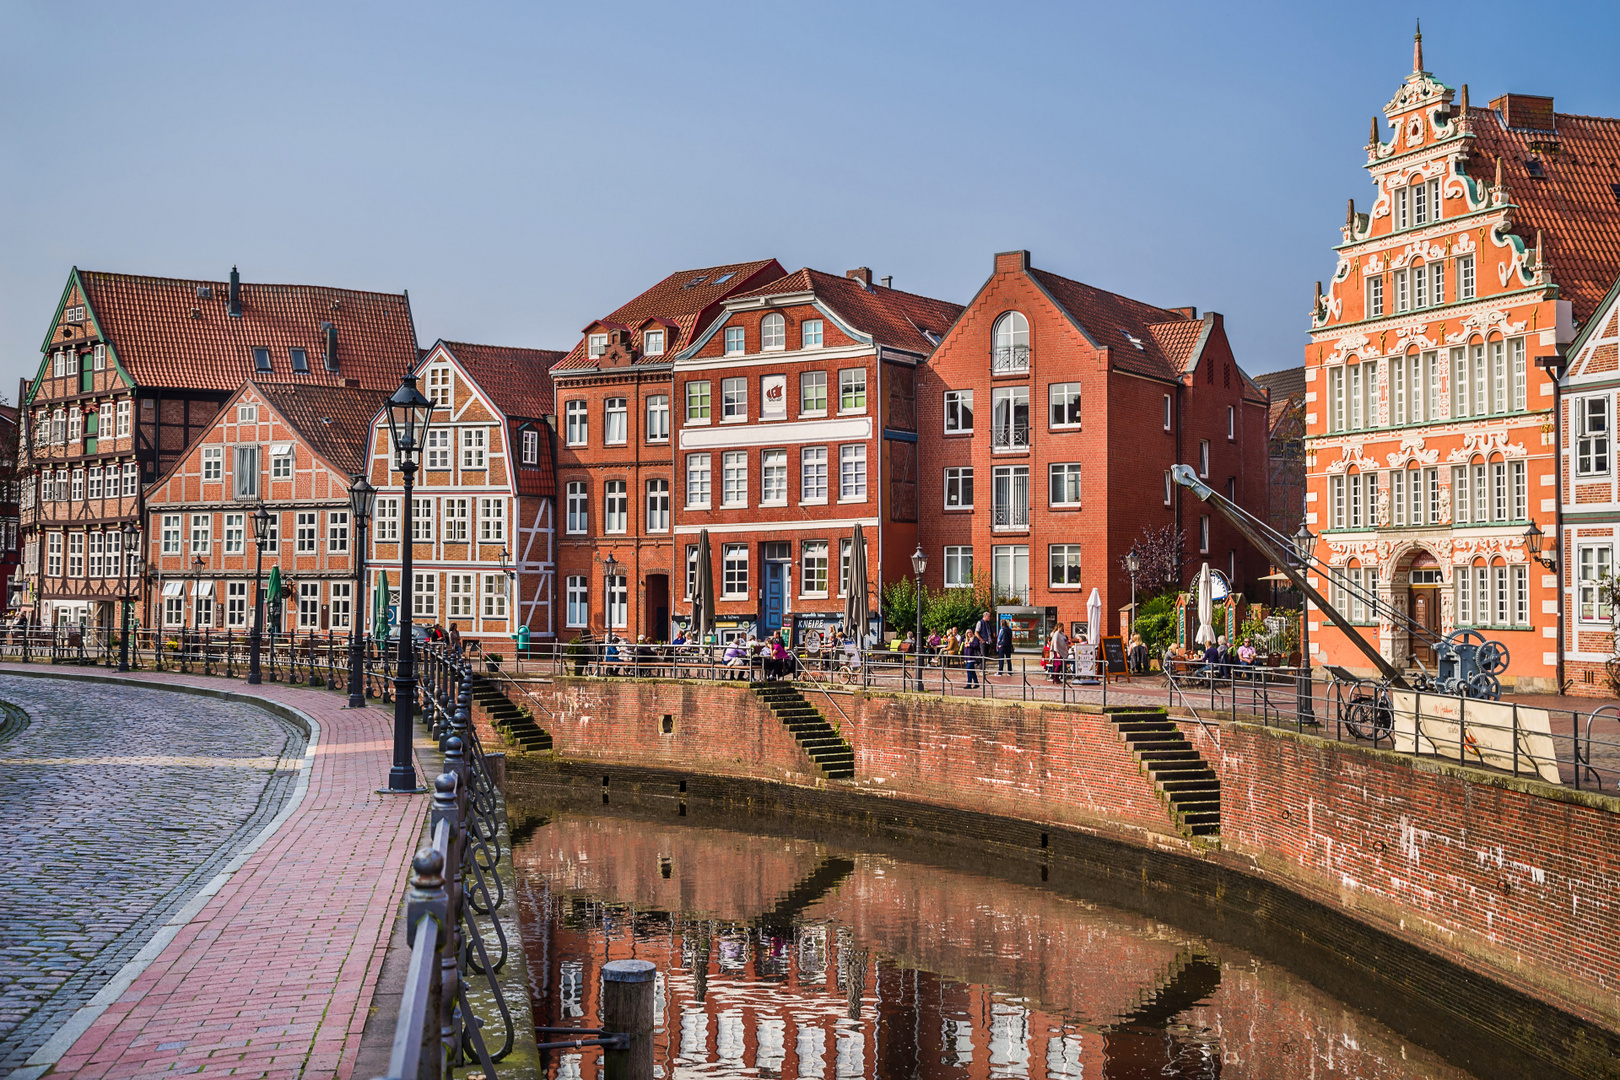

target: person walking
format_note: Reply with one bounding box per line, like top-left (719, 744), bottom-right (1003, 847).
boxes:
top-left (973, 611), bottom-right (995, 674)
top-left (447, 622), bottom-right (462, 656)
top-left (1048, 624), bottom-right (1070, 684)
top-left (996, 619), bottom-right (1014, 674)
top-left (963, 628), bottom-right (981, 687)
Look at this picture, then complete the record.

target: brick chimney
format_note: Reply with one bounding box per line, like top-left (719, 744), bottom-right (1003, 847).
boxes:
top-left (1490, 93), bottom-right (1556, 133)
top-left (845, 267), bottom-right (872, 288)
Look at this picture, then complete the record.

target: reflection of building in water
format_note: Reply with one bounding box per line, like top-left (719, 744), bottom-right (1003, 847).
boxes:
top-left (513, 812), bottom-right (1479, 1080)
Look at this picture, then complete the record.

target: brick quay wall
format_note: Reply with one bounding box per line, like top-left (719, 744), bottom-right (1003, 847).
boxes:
top-left (490, 675), bottom-right (1620, 1065)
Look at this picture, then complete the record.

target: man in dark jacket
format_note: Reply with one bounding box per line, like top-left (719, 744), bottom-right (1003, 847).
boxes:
top-left (996, 620), bottom-right (1014, 674)
top-left (974, 612), bottom-right (995, 669)
top-left (963, 632), bottom-right (981, 687)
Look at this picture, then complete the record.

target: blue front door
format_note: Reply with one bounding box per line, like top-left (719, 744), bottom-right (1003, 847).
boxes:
top-left (763, 563), bottom-right (785, 632)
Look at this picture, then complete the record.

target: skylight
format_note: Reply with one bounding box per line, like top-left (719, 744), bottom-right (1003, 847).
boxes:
top-left (712, 272), bottom-right (736, 285)
top-left (290, 347), bottom-right (309, 373)
top-left (1122, 331), bottom-right (1145, 350)
top-left (1524, 157), bottom-right (1546, 178)
top-left (685, 275), bottom-right (708, 287)
top-left (253, 347), bottom-right (272, 372)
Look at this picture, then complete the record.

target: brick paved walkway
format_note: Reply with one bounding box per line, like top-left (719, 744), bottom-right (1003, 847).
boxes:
top-left (0, 667), bottom-right (427, 1080)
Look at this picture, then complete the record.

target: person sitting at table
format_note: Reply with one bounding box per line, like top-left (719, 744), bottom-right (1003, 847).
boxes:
top-left (1237, 638), bottom-right (1257, 666)
top-left (722, 638), bottom-right (748, 678)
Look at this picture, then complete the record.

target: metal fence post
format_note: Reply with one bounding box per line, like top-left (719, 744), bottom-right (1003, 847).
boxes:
top-left (404, 847), bottom-right (447, 1080)
top-left (430, 773), bottom-right (462, 1072)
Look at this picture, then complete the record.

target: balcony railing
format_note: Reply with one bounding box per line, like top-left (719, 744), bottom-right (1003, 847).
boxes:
top-left (991, 503), bottom-right (1029, 529)
top-left (991, 345), bottom-right (1031, 374)
top-left (991, 423), bottom-right (1030, 450)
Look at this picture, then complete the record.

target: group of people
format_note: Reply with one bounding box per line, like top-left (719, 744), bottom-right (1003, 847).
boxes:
top-left (1165, 635), bottom-right (1261, 680)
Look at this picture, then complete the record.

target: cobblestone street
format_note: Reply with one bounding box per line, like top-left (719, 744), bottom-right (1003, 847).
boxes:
top-left (0, 675), bottom-right (308, 1075)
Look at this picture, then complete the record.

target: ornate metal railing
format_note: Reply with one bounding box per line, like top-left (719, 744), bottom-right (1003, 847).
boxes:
top-left (991, 344), bottom-right (1030, 373)
top-left (990, 423), bottom-right (1030, 450)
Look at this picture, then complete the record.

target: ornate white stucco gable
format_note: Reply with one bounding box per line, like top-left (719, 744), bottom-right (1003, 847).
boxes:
top-left (1446, 430), bottom-right (1527, 461)
top-left (1324, 441), bottom-right (1376, 474)
top-left (1387, 435), bottom-right (1439, 468)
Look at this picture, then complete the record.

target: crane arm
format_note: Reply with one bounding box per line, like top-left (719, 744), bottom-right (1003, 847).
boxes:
top-left (1170, 464), bottom-right (1408, 689)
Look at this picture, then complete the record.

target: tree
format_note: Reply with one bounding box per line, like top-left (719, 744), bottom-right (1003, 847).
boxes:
top-left (1121, 524), bottom-right (1185, 593)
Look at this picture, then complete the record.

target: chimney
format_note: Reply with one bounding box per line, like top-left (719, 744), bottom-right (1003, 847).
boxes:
top-left (879, 275), bottom-right (892, 289)
top-left (846, 267), bottom-right (872, 288)
top-left (228, 266), bottom-right (242, 318)
top-left (1168, 307), bottom-right (1198, 319)
top-left (1489, 93), bottom-right (1556, 133)
top-left (321, 322), bottom-right (338, 371)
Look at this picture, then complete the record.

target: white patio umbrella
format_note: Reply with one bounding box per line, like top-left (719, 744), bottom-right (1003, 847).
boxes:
top-left (1195, 562), bottom-right (1216, 646)
top-left (1086, 588), bottom-right (1102, 645)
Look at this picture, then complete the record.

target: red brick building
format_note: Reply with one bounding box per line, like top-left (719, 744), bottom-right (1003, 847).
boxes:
top-left (550, 261), bottom-right (786, 642)
top-left (144, 381), bottom-right (387, 635)
top-left (365, 340), bottom-right (563, 644)
top-left (919, 250), bottom-right (1270, 645)
top-left (668, 267), bottom-right (964, 643)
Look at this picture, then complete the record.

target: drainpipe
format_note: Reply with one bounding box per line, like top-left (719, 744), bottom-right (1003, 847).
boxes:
top-left (1538, 352), bottom-right (1566, 692)
top-left (1175, 379), bottom-right (1186, 584)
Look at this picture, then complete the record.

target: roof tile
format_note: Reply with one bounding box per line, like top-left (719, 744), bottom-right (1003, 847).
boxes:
top-left (732, 269), bottom-right (964, 355)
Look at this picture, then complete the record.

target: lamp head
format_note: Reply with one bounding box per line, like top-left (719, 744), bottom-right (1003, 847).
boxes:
top-left (910, 544), bottom-right (927, 576)
top-left (1523, 521), bottom-right (1544, 556)
top-left (385, 374), bottom-right (436, 463)
top-left (252, 504), bottom-right (272, 542)
top-left (1125, 552), bottom-right (1140, 574)
top-left (348, 475), bottom-right (377, 523)
top-left (603, 554), bottom-right (621, 579)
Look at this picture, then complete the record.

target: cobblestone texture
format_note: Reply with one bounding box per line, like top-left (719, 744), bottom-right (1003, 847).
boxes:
top-left (0, 675), bottom-right (306, 1075)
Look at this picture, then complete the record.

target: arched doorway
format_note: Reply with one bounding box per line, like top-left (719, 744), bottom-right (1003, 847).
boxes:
top-left (1405, 550), bottom-right (1442, 666)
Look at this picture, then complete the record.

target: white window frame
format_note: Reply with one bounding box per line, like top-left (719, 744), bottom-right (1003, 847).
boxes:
top-left (686, 453), bottom-right (711, 509)
top-left (566, 482), bottom-right (588, 534)
top-left (721, 378), bottom-right (747, 422)
top-left (565, 400), bottom-right (588, 446)
top-left (461, 427), bottom-right (487, 468)
top-left (801, 540), bottom-right (829, 597)
top-left (202, 446), bottom-right (223, 481)
top-left (1048, 544), bottom-right (1083, 588)
top-left (801, 319), bottom-right (823, 349)
top-left (761, 313), bottom-right (786, 351)
top-left (190, 513), bottom-right (212, 555)
top-left (761, 449), bottom-right (788, 506)
top-left (944, 546), bottom-right (973, 588)
top-left (603, 480), bottom-right (628, 533)
top-left (479, 498), bottom-right (505, 542)
top-left (1578, 395), bottom-right (1610, 476)
top-left (565, 576), bottom-right (588, 627)
top-left (944, 466), bottom-right (973, 509)
top-left (521, 427), bottom-right (540, 465)
top-left (801, 446), bottom-right (828, 505)
top-left (800, 371), bottom-right (828, 417)
top-left (686, 381), bottom-right (711, 423)
top-left (646, 478), bottom-right (670, 532)
top-left (327, 510), bottom-right (349, 553)
top-left (645, 395), bottom-right (670, 443)
top-left (839, 369), bottom-right (867, 413)
top-left (295, 511), bottom-right (317, 554)
top-left (643, 329), bottom-right (665, 356)
top-left (1048, 383), bottom-right (1082, 428)
top-left (838, 444), bottom-right (867, 502)
top-left (944, 390), bottom-right (973, 433)
top-left (603, 399), bottom-right (628, 445)
top-left (721, 451), bottom-right (747, 507)
top-left (722, 544), bottom-right (749, 599)
top-left (1049, 463), bottom-right (1082, 507)
top-left (724, 326), bottom-right (745, 356)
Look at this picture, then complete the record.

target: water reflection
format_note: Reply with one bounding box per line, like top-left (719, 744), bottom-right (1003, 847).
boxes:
top-left (513, 807), bottom-right (1475, 1080)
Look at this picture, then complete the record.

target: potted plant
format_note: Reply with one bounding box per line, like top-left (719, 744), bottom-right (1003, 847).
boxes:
top-left (484, 651), bottom-right (504, 673)
top-left (566, 635), bottom-right (588, 676)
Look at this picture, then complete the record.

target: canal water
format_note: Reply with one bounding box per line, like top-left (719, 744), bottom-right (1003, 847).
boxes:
top-left (510, 793), bottom-right (1488, 1080)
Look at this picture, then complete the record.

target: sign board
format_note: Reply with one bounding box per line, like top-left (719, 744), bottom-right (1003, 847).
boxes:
top-left (761, 374), bottom-right (788, 420)
top-left (1101, 635), bottom-right (1128, 676)
top-left (1389, 691), bottom-right (1560, 785)
top-left (1074, 641), bottom-right (1098, 679)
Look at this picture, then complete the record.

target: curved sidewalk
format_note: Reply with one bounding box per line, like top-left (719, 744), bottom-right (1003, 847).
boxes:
top-left (4, 668), bottom-right (428, 1080)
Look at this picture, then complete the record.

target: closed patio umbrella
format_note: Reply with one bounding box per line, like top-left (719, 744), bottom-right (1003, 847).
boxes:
top-left (1086, 587), bottom-right (1102, 646)
top-left (373, 571), bottom-right (392, 643)
top-left (692, 530), bottom-right (715, 644)
top-left (1195, 562), bottom-right (1216, 647)
top-left (844, 523), bottom-right (868, 644)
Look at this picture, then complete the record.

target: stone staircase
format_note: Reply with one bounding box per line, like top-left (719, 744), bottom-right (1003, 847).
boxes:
top-left (470, 677), bottom-right (554, 754)
top-left (751, 682), bottom-right (855, 779)
top-left (1108, 707), bottom-right (1220, 838)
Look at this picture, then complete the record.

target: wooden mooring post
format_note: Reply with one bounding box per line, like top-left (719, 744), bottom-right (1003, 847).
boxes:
top-left (601, 959), bottom-right (656, 1080)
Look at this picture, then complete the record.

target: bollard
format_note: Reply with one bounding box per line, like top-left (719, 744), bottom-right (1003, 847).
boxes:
top-left (601, 959), bottom-right (656, 1080)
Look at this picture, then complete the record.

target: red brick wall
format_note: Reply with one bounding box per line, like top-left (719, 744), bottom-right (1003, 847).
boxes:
top-left (511, 676), bottom-right (1620, 1029)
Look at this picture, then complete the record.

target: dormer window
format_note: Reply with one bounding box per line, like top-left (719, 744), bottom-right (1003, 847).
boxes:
top-left (253, 347), bottom-right (272, 373)
top-left (761, 313), bottom-right (786, 350)
top-left (588, 333), bottom-right (608, 358)
top-left (802, 319), bottom-right (824, 349)
top-left (643, 329), bottom-right (665, 356)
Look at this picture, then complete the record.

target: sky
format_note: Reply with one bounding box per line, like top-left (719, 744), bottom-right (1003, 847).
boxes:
top-left (3, 1), bottom-right (1618, 396)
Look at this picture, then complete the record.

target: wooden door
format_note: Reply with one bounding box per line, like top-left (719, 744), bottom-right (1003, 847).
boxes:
top-left (1409, 588), bottom-right (1439, 664)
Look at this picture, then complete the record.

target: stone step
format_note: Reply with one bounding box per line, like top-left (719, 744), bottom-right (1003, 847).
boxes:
top-left (1159, 776), bottom-right (1220, 793)
top-left (1189, 822), bottom-right (1221, 837)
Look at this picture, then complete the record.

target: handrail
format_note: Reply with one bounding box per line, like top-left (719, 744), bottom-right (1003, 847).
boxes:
top-left (784, 647), bottom-right (855, 732)
top-left (1160, 650), bottom-right (1223, 748)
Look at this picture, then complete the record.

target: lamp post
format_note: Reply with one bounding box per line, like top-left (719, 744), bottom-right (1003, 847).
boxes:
top-left (1124, 552), bottom-right (1140, 641)
top-left (911, 544), bottom-right (927, 691)
top-left (119, 523), bottom-right (137, 671)
top-left (348, 475), bottom-right (377, 708)
top-left (1293, 522), bottom-right (1316, 722)
top-left (384, 373), bottom-right (436, 794)
top-left (248, 504), bottom-right (271, 685)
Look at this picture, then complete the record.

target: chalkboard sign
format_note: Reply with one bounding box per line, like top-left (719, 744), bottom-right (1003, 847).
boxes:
top-left (1101, 635), bottom-right (1129, 680)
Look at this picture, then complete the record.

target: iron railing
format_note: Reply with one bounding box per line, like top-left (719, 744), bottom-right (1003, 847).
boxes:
top-left (990, 423), bottom-right (1030, 450)
top-left (991, 345), bottom-right (1030, 373)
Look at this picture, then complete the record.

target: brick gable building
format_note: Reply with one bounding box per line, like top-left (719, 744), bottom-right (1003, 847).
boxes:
top-left (668, 266), bottom-right (963, 643)
top-left (1304, 31), bottom-right (1620, 690)
top-left (550, 260), bottom-right (786, 642)
top-left (365, 340), bottom-right (563, 644)
top-left (144, 381), bottom-right (388, 634)
top-left (19, 266), bottom-right (418, 633)
top-left (919, 250), bottom-right (1269, 645)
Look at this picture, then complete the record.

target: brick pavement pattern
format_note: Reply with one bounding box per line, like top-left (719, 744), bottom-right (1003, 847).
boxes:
top-left (0, 668), bottom-right (427, 1080)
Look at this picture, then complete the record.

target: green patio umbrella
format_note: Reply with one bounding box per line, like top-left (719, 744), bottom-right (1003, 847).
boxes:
top-left (373, 571), bottom-right (392, 643)
top-left (266, 565), bottom-right (283, 604)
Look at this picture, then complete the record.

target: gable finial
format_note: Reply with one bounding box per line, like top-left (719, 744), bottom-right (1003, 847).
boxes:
top-left (1413, 19), bottom-right (1423, 73)
top-left (1535, 229), bottom-right (1545, 269)
top-left (1458, 82), bottom-right (1469, 114)
top-left (1369, 115), bottom-right (1380, 147)
top-left (1494, 155), bottom-right (1503, 187)
top-left (1346, 199), bottom-right (1356, 229)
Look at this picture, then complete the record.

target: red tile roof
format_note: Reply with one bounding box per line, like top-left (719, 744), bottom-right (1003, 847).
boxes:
top-left (731, 269), bottom-right (964, 356)
top-left (1465, 107), bottom-right (1620, 327)
top-left (253, 382), bottom-right (391, 478)
top-left (437, 341), bottom-right (563, 420)
top-left (553, 260), bottom-right (785, 373)
top-left (1030, 269), bottom-right (1199, 382)
top-left (66, 270), bottom-right (418, 395)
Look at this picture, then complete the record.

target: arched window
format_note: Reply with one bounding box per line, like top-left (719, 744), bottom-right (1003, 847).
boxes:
top-left (761, 313), bottom-right (785, 351)
top-left (992, 313), bottom-right (1030, 373)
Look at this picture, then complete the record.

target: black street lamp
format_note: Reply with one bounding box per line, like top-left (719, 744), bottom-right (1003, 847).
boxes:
top-left (248, 503), bottom-right (272, 685)
top-left (1293, 522), bottom-right (1316, 722)
top-left (348, 475), bottom-right (377, 708)
top-left (1523, 521), bottom-right (1558, 570)
top-left (911, 544), bottom-right (927, 691)
top-left (384, 374), bottom-right (436, 794)
top-left (1124, 551), bottom-right (1140, 641)
top-left (119, 523), bottom-right (137, 672)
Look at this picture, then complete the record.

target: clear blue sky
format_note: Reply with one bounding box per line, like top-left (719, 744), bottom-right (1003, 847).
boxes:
top-left (3, 1), bottom-right (1617, 396)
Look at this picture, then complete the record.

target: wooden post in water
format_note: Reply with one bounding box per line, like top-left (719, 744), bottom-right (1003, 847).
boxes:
top-left (601, 959), bottom-right (656, 1080)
